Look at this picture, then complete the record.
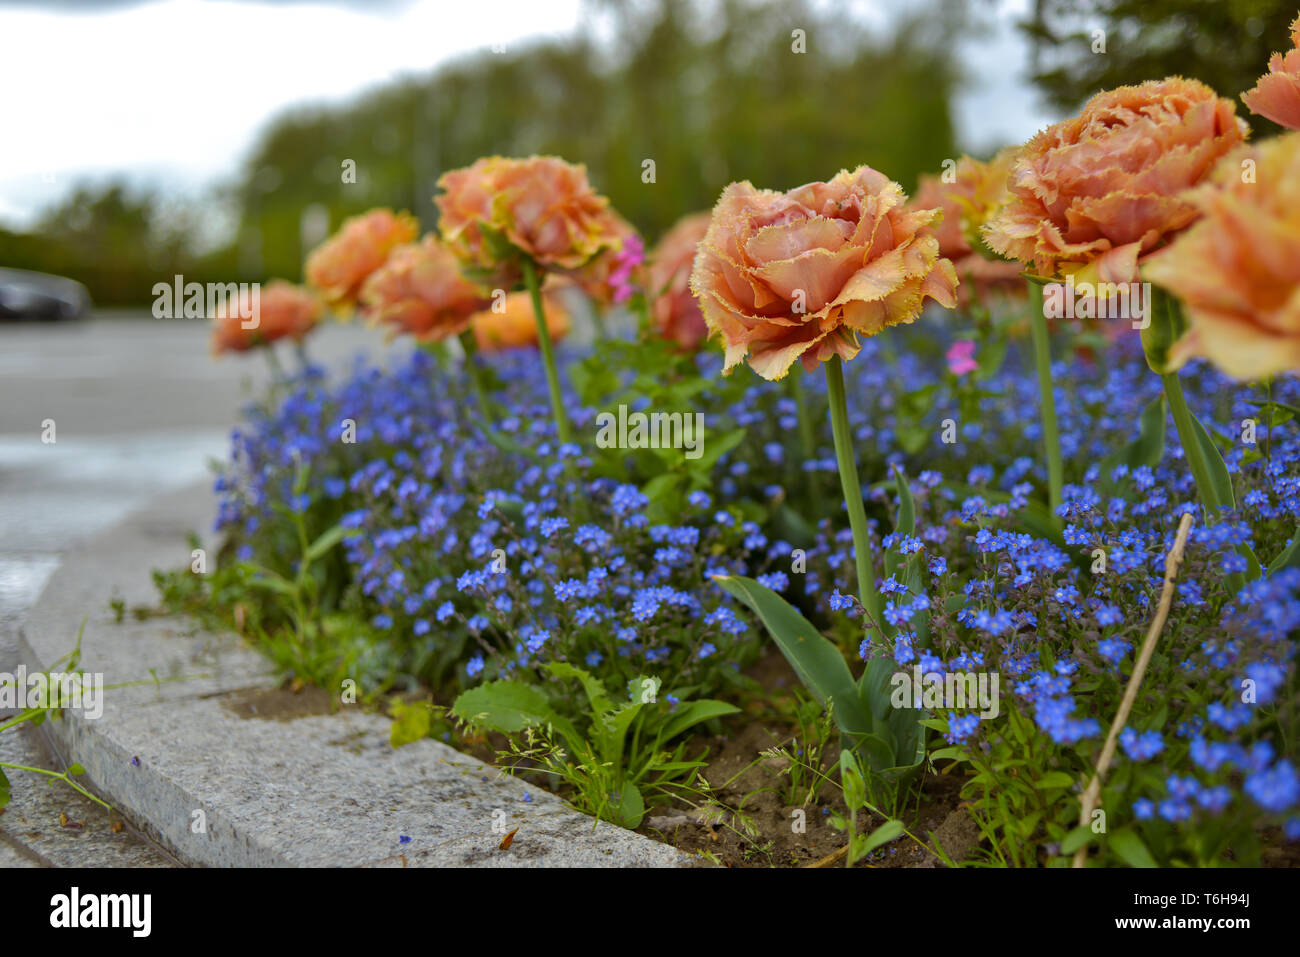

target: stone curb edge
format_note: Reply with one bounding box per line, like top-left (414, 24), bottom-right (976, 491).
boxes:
top-left (14, 480), bottom-right (693, 868)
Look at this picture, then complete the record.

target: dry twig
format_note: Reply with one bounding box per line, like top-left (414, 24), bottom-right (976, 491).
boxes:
top-left (1072, 512), bottom-right (1195, 868)
top-left (805, 845), bottom-right (850, 868)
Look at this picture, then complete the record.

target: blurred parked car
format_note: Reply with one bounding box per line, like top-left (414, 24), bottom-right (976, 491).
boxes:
top-left (0, 268), bottom-right (91, 320)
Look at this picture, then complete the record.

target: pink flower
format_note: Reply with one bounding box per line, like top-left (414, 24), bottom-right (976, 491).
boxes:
top-left (607, 234), bottom-right (645, 304)
top-left (569, 211), bottom-right (642, 307)
top-left (946, 339), bottom-right (977, 376)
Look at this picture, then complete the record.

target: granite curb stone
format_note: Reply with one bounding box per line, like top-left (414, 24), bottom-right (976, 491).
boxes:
top-left (15, 481), bottom-right (693, 868)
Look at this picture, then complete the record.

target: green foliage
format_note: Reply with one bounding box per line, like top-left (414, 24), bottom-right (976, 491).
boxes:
top-left (929, 704), bottom-right (1088, 867)
top-left (713, 465), bottom-right (933, 808)
top-left (1141, 286), bottom-right (1191, 376)
top-left (214, 0), bottom-right (962, 289)
top-left (1243, 395), bottom-right (1295, 469)
top-left (453, 677), bottom-right (582, 745)
top-left (146, 515), bottom-right (379, 694)
top-left (929, 680), bottom-right (1279, 868)
top-left (712, 574), bottom-right (925, 810)
top-left (1186, 410), bottom-right (1239, 513)
top-left (894, 383), bottom-right (940, 455)
top-left (0, 621), bottom-right (111, 812)
top-left (827, 750), bottom-right (907, 866)
top-left (1099, 393), bottom-right (1166, 489)
top-left (389, 699), bottom-right (451, 748)
top-left (451, 663), bottom-right (737, 828)
top-left (571, 335), bottom-right (749, 520)
top-left (758, 690), bottom-right (836, 808)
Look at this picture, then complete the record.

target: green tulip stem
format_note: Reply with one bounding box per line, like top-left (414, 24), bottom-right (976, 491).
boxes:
top-left (1029, 282), bottom-right (1065, 528)
top-left (789, 365), bottom-right (817, 462)
top-left (522, 257), bottom-right (572, 446)
top-left (263, 345), bottom-right (284, 384)
top-left (457, 328), bottom-right (496, 418)
top-left (825, 355), bottom-right (882, 628)
top-left (1162, 369), bottom-right (1222, 521)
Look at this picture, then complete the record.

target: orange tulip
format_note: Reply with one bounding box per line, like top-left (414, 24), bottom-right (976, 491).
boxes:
top-left (984, 78), bottom-right (1248, 285)
top-left (435, 156), bottom-right (629, 290)
top-left (471, 291), bottom-right (571, 352)
top-left (1143, 133), bottom-right (1300, 379)
top-left (305, 208), bottom-right (419, 310)
top-left (648, 212), bottom-right (711, 349)
top-left (359, 235), bottom-right (490, 343)
top-left (689, 166), bottom-right (958, 380)
top-left (211, 280), bottom-right (321, 355)
top-left (1242, 14), bottom-right (1300, 131)
top-left (909, 150), bottom-right (1024, 305)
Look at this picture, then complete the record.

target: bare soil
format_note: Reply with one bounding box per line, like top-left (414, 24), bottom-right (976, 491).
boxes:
top-left (637, 718), bottom-right (977, 867)
top-left (223, 659), bottom-right (1294, 869)
top-left (221, 683), bottom-right (336, 721)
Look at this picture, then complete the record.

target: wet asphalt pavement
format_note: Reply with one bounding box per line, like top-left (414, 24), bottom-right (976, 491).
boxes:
top-left (0, 314), bottom-right (400, 628)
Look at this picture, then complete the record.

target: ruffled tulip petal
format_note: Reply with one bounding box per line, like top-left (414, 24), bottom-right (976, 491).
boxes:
top-left (690, 165), bottom-right (958, 380)
top-left (744, 216), bottom-right (850, 263)
top-left (750, 245), bottom-right (862, 313)
top-left (1144, 133), bottom-right (1300, 379)
top-left (1243, 69), bottom-right (1300, 130)
top-left (305, 209), bottom-right (419, 310)
top-left (647, 212), bottom-right (711, 350)
top-left (212, 280), bottom-right (322, 355)
top-left (919, 257), bottom-right (960, 309)
top-left (747, 323), bottom-right (834, 380)
top-left (436, 156), bottom-right (626, 288)
top-left (359, 235), bottom-right (489, 343)
top-left (984, 78), bottom-right (1246, 286)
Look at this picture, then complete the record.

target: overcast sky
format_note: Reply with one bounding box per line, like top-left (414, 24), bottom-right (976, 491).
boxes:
top-left (0, 0), bottom-right (1056, 229)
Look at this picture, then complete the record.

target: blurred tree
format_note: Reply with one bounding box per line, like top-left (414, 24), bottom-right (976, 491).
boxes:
top-left (235, 0), bottom-right (968, 281)
top-left (9, 0), bottom-right (968, 305)
top-left (1022, 0), bottom-right (1296, 132)
top-left (0, 183), bottom-right (195, 305)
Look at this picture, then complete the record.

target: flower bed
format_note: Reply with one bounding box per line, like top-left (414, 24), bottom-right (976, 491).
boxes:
top-left (151, 324), bottom-right (1298, 866)
top-left (141, 29), bottom-right (1300, 867)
